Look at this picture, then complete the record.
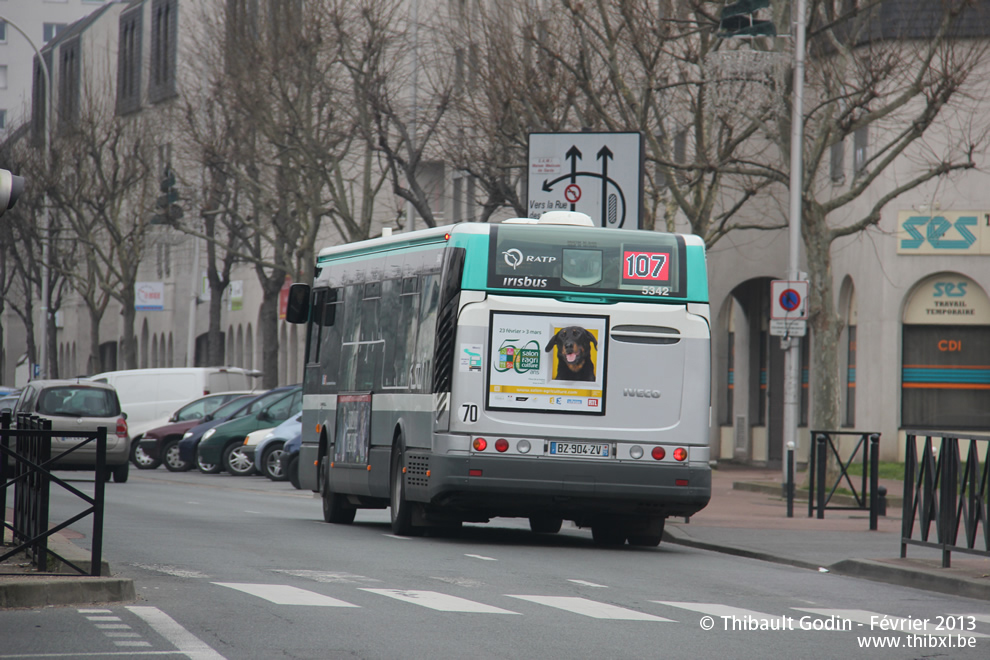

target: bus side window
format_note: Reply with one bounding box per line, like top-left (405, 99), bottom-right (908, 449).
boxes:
top-left (415, 273), bottom-right (441, 391)
top-left (382, 277), bottom-right (420, 389)
top-left (338, 284), bottom-right (363, 391)
top-left (319, 289), bottom-right (343, 391)
top-left (307, 289), bottom-right (327, 365)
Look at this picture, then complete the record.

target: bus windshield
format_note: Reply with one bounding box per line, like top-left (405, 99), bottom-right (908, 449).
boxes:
top-left (487, 225), bottom-right (686, 298)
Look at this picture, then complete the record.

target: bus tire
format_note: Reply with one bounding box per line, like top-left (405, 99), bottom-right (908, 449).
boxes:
top-left (627, 518), bottom-right (665, 547)
top-left (591, 524), bottom-right (626, 547)
top-left (529, 516), bottom-right (563, 534)
top-left (322, 479), bottom-right (356, 524)
top-left (389, 444), bottom-right (414, 536)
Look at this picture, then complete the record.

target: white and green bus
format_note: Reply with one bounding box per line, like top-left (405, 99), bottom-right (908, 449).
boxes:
top-left (285, 211), bottom-right (711, 546)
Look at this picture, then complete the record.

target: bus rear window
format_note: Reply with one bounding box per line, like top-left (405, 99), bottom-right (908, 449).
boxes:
top-left (487, 225), bottom-right (686, 298)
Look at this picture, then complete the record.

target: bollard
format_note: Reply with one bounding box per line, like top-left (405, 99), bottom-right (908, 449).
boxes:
top-left (877, 486), bottom-right (887, 517)
top-left (816, 434), bottom-right (827, 519)
top-left (869, 433), bottom-right (880, 531)
top-left (786, 441), bottom-right (795, 518)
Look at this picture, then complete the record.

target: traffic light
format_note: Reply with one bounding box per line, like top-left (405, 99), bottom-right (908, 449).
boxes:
top-left (0, 168), bottom-right (25, 218)
top-left (718, 0), bottom-right (777, 37)
top-left (151, 166), bottom-right (183, 225)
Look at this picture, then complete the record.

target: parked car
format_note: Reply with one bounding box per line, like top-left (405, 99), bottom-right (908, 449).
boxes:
top-left (252, 412), bottom-right (302, 481)
top-left (134, 392), bottom-right (256, 471)
top-left (178, 385), bottom-right (299, 472)
top-left (197, 386), bottom-right (302, 476)
top-left (281, 432), bottom-right (302, 490)
top-left (10, 379), bottom-right (130, 482)
top-left (88, 367), bottom-right (262, 459)
top-left (0, 391), bottom-right (21, 415)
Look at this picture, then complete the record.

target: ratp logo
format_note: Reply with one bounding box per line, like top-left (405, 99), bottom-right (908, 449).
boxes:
top-left (503, 248), bottom-right (524, 269)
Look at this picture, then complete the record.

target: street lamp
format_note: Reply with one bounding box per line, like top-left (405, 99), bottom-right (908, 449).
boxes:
top-left (1, 16), bottom-right (52, 380)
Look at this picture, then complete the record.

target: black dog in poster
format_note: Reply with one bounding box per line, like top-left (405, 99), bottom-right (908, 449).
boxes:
top-left (544, 326), bottom-right (598, 382)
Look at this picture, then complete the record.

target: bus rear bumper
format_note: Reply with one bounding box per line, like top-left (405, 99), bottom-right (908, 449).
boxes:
top-left (412, 453), bottom-right (711, 521)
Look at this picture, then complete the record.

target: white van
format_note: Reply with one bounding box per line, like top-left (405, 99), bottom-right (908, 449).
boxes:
top-left (88, 367), bottom-right (261, 436)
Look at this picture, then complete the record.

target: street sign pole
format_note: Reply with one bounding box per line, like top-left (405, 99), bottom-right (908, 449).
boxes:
top-left (783, 0), bottom-right (808, 482)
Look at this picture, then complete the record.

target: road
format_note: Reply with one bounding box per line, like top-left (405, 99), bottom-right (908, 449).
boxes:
top-left (1, 470), bottom-right (988, 659)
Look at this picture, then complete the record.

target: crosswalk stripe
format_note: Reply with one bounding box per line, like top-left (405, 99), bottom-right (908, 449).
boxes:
top-left (793, 609), bottom-right (989, 638)
top-left (360, 589), bottom-right (520, 614)
top-left (652, 601), bottom-right (791, 628)
top-left (507, 596), bottom-right (673, 621)
top-left (213, 583), bottom-right (359, 607)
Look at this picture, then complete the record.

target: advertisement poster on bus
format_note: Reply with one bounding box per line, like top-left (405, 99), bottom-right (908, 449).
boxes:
top-left (334, 393), bottom-right (371, 464)
top-left (487, 312), bottom-right (608, 415)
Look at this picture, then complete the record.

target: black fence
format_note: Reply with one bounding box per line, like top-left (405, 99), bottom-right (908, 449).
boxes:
top-left (807, 430), bottom-right (883, 530)
top-left (901, 431), bottom-right (990, 568)
top-left (0, 412), bottom-right (107, 576)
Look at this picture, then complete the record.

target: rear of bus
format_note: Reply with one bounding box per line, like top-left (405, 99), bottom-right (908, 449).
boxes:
top-left (424, 216), bottom-right (712, 541)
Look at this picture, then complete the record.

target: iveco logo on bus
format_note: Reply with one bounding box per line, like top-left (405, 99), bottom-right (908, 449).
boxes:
top-left (623, 388), bottom-right (661, 399)
top-left (502, 248), bottom-right (557, 269)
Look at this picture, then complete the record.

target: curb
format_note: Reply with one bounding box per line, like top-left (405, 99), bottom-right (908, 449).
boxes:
top-left (829, 559), bottom-right (990, 602)
top-left (663, 527), bottom-right (990, 602)
top-left (663, 526), bottom-right (821, 571)
top-left (0, 576), bottom-right (136, 609)
top-left (1, 533), bottom-right (134, 609)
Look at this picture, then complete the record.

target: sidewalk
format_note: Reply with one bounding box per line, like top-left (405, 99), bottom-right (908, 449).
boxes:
top-left (2, 508), bottom-right (134, 608)
top-left (664, 463), bottom-right (990, 601)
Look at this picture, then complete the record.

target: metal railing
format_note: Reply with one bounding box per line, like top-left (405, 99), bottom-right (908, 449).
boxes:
top-left (808, 430), bottom-right (883, 530)
top-left (0, 411), bottom-right (107, 576)
top-left (901, 430), bottom-right (990, 568)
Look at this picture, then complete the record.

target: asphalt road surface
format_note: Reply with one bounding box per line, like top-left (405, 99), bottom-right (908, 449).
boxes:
top-left (1, 469), bottom-right (988, 659)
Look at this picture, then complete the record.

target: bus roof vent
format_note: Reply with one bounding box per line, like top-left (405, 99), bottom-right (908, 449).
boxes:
top-left (538, 211), bottom-right (595, 227)
top-left (502, 217), bottom-right (539, 224)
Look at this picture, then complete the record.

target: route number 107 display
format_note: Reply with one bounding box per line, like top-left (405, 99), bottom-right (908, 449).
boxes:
top-left (623, 250), bottom-right (669, 281)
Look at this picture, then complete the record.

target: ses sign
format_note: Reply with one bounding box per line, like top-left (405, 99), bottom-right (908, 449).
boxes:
top-left (897, 210), bottom-right (990, 255)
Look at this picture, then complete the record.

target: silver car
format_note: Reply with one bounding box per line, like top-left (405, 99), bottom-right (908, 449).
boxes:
top-left (11, 379), bottom-right (130, 482)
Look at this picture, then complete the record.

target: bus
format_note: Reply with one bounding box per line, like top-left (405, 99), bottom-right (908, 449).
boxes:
top-left (285, 211), bottom-right (711, 546)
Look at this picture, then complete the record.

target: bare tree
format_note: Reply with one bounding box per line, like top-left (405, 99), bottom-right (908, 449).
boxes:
top-left (44, 74), bottom-right (156, 371)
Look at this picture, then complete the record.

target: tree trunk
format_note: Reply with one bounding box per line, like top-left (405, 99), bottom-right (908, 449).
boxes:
top-left (208, 286), bottom-right (224, 367)
top-left (120, 288), bottom-right (138, 369)
top-left (258, 282), bottom-right (282, 389)
top-left (88, 311), bottom-right (102, 375)
top-left (804, 205), bottom-right (842, 432)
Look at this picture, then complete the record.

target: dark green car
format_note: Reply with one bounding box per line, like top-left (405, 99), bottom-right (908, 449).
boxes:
top-left (196, 386), bottom-right (302, 476)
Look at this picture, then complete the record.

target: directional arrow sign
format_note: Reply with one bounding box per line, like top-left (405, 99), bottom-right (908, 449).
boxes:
top-left (528, 132), bottom-right (642, 229)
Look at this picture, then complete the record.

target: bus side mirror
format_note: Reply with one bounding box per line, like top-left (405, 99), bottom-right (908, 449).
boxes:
top-left (285, 283), bottom-right (311, 324)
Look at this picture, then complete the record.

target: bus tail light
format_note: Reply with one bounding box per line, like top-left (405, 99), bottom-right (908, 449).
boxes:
top-left (673, 447), bottom-right (688, 462)
top-left (651, 446), bottom-right (666, 460)
top-left (473, 437), bottom-right (487, 451)
top-left (495, 438), bottom-right (509, 453)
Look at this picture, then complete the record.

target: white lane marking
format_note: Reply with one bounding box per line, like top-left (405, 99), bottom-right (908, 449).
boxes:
top-left (383, 534), bottom-right (411, 540)
top-left (507, 596), bottom-right (673, 621)
top-left (95, 624), bottom-right (132, 630)
top-left (213, 583), bottom-right (359, 607)
top-left (86, 616), bottom-right (122, 621)
top-left (272, 569), bottom-right (380, 584)
top-left (105, 633), bottom-right (142, 638)
top-left (568, 579), bottom-right (608, 588)
top-left (77, 609), bottom-right (112, 614)
top-left (464, 554), bottom-right (497, 561)
top-left (126, 605), bottom-right (228, 660)
top-left (132, 564), bottom-right (211, 579)
top-left (114, 641), bottom-right (153, 647)
top-left (653, 602), bottom-right (791, 628)
top-left (793, 609), bottom-right (989, 638)
top-left (244, 511), bottom-right (263, 515)
top-left (361, 589), bottom-right (519, 614)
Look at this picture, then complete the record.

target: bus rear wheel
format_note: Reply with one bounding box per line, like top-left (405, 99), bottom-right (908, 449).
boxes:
top-left (529, 516), bottom-right (563, 534)
top-left (390, 444), bottom-right (415, 536)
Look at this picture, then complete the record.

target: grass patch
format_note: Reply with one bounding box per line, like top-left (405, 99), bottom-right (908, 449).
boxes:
top-left (841, 461), bottom-right (904, 481)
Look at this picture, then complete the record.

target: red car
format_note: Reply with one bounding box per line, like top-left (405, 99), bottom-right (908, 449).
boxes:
top-left (133, 392), bottom-right (255, 471)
